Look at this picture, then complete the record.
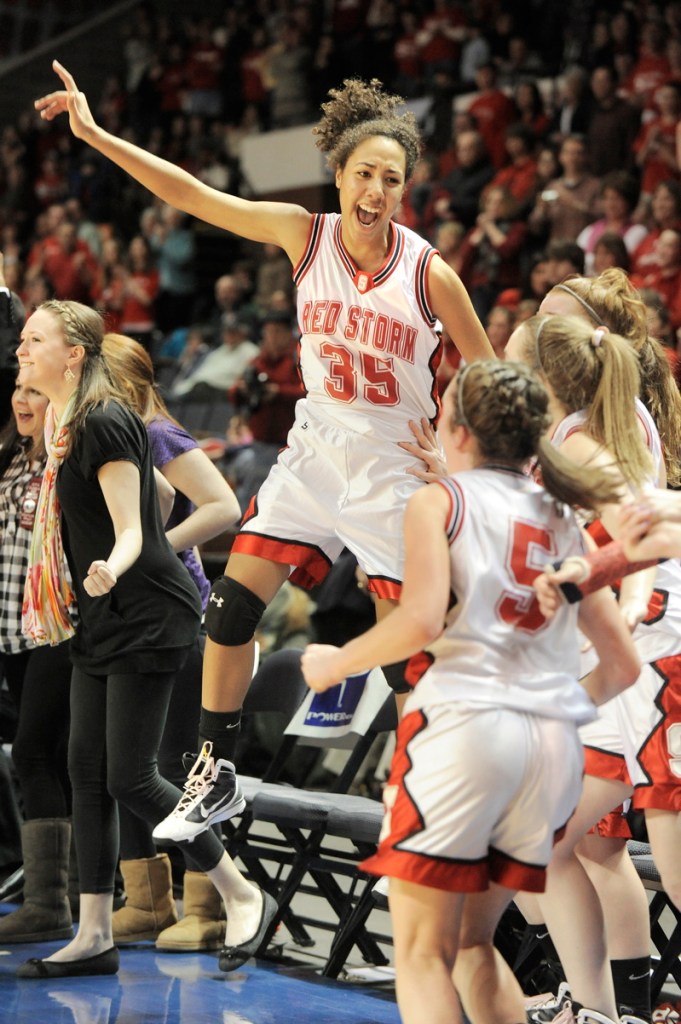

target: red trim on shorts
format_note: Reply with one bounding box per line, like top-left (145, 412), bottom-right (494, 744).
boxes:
top-left (589, 806), bottom-right (632, 839)
top-left (583, 745), bottom-right (630, 782)
top-left (632, 654), bottom-right (681, 812)
top-left (487, 848), bottom-right (547, 894)
top-left (405, 650), bottom-right (434, 687)
top-left (231, 533), bottom-right (332, 590)
top-left (360, 846), bottom-right (490, 893)
top-left (367, 575), bottom-right (402, 600)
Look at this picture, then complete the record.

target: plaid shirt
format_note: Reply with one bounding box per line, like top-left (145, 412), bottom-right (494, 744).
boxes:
top-left (0, 443), bottom-right (44, 653)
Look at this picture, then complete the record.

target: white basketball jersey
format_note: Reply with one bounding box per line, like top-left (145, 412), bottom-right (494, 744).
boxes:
top-left (293, 213), bottom-right (443, 441)
top-left (551, 398), bottom-right (664, 486)
top-left (553, 400), bottom-right (681, 659)
top-left (407, 467), bottom-right (596, 725)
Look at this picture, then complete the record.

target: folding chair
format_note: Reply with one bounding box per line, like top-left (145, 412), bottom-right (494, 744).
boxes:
top-left (226, 668), bottom-right (398, 970)
top-left (627, 840), bottom-right (681, 1000)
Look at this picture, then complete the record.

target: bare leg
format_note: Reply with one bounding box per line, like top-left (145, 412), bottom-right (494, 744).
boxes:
top-left (202, 553), bottom-right (290, 712)
top-left (577, 833), bottom-right (651, 959)
top-left (533, 774), bottom-right (633, 1018)
top-left (646, 808), bottom-right (681, 910)
top-left (389, 878), bottom-right (465, 1024)
top-left (455, 885), bottom-right (526, 1024)
top-left (44, 894), bottom-right (113, 961)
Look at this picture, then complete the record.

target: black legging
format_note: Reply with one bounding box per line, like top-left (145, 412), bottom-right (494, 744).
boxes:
top-left (117, 635), bottom-right (210, 861)
top-left (68, 665), bottom-right (225, 893)
top-left (3, 642), bottom-right (72, 819)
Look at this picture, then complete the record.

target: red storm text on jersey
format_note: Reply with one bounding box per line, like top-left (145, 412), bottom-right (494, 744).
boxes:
top-left (293, 213), bottom-right (443, 442)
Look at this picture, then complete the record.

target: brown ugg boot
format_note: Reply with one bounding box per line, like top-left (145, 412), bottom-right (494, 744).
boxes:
top-left (112, 853), bottom-right (178, 943)
top-left (155, 871), bottom-right (225, 952)
top-left (0, 818), bottom-right (73, 943)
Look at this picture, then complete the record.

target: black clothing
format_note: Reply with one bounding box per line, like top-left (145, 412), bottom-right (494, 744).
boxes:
top-left (57, 401), bottom-right (201, 673)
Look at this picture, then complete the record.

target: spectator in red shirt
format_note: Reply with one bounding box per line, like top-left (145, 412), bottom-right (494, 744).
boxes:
top-left (631, 179), bottom-right (681, 275)
top-left (486, 123), bottom-right (540, 215)
top-left (634, 81), bottom-right (681, 202)
top-left (28, 220), bottom-right (98, 304)
top-left (392, 8), bottom-right (423, 99)
top-left (415, 0), bottom-right (466, 88)
top-left (120, 235), bottom-right (160, 353)
top-left (33, 153), bottom-right (68, 210)
top-left (149, 39), bottom-right (188, 134)
top-left (184, 19), bottom-right (223, 119)
top-left (621, 17), bottom-right (672, 111)
top-left (632, 227), bottom-right (681, 332)
top-left (458, 184), bottom-right (527, 320)
top-left (468, 62), bottom-right (517, 168)
top-left (227, 309), bottom-right (305, 508)
top-left (239, 26), bottom-right (271, 129)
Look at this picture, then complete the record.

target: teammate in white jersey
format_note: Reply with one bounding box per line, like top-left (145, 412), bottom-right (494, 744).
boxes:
top-left (519, 271), bottom-right (681, 1024)
top-left (508, 307), bottom-right (681, 1024)
top-left (34, 67), bottom-right (494, 935)
top-left (302, 360), bottom-right (639, 1024)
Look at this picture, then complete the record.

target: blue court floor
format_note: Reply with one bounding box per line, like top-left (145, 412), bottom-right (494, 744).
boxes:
top-left (0, 916), bottom-right (400, 1024)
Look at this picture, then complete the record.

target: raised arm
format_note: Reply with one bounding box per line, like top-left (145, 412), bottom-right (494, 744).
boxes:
top-left (35, 61), bottom-right (312, 262)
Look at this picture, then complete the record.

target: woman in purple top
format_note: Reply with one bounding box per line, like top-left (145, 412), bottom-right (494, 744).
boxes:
top-left (102, 333), bottom-right (241, 952)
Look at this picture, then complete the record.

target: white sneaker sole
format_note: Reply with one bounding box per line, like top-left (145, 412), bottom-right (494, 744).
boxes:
top-left (152, 795), bottom-right (247, 843)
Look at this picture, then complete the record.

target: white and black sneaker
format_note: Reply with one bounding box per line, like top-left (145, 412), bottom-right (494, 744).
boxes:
top-left (152, 742), bottom-right (246, 843)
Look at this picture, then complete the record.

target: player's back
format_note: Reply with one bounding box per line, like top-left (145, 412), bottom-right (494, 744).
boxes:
top-left (408, 467), bottom-right (595, 726)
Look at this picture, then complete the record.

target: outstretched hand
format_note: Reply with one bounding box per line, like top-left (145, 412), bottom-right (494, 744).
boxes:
top-left (399, 418), bottom-right (448, 482)
top-left (34, 60), bottom-right (96, 141)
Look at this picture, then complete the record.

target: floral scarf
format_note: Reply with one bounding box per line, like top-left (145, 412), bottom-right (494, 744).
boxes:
top-left (22, 395), bottom-right (77, 645)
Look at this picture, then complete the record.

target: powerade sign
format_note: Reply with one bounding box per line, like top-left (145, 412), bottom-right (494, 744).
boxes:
top-left (302, 672), bottom-right (369, 728)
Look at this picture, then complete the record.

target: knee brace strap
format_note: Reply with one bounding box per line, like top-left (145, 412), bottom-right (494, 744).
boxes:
top-left (205, 576), bottom-right (266, 647)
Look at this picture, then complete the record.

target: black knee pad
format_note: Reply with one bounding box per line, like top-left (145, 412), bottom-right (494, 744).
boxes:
top-left (205, 576), bottom-right (266, 647)
top-left (382, 659), bottom-right (411, 695)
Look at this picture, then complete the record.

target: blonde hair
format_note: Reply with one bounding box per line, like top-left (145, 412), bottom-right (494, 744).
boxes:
top-left (39, 300), bottom-right (127, 451)
top-left (453, 360), bottom-right (621, 510)
top-left (551, 269), bottom-right (681, 486)
top-left (101, 333), bottom-right (180, 427)
top-left (516, 314), bottom-right (652, 488)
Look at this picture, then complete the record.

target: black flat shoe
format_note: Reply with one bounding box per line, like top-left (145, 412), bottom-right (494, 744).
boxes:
top-left (218, 891), bottom-right (278, 972)
top-left (17, 946), bottom-right (120, 979)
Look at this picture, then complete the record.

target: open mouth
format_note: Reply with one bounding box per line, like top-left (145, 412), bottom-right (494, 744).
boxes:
top-left (357, 205), bottom-right (379, 227)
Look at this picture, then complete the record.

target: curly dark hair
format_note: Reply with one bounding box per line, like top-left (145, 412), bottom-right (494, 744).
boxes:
top-left (312, 78), bottom-right (422, 181)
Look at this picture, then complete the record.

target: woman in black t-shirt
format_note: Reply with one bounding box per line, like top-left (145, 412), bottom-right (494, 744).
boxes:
top-left (14, 300), bottom-right (275, 979)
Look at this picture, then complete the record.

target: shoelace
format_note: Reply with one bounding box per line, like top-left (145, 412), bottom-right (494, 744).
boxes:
top-left (174, 750), bottom-right (216, 814)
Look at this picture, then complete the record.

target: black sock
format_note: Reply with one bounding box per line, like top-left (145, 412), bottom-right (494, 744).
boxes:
top-left (611, 957), bottom-right (651, 1022)
top-left (199, 708), bottom-right (242, 764)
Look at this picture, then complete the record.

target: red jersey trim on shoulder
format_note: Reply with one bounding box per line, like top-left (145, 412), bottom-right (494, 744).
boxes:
top-left (415, 245), bottom-right (438, 325)
top-left (435, 477), bottom-right (465, 541)
top-left (635, 403), bottom-right (654, 451)
top-left (551, 422), bottom-right (582, 444)
top-left (292, 213), bottom-right (324, 287)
